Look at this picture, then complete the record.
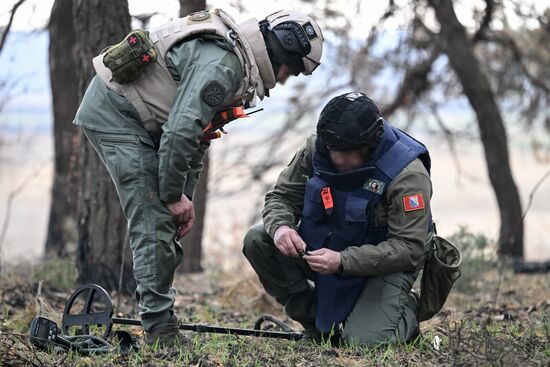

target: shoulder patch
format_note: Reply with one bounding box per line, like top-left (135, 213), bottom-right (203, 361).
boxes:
top-left (402, 193), bottom-right (425, 212)
top-left (202, 81), bottom-right (226, 106)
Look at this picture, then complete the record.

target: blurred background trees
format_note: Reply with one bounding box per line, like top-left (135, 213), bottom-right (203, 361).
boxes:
top-left (45, 0), bottom-right (78, 258)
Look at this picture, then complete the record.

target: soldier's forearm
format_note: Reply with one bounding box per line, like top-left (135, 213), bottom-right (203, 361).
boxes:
top-left (262, 202), bottom-right (300, 238)
top-left (158, 116), bottom-right (203, 203)
top-left (182, 141), bottom-right (210, 200)
top-left (158, 55), bottom-right (242, 203)
top-left (340, 237), bottom-right (425, 277)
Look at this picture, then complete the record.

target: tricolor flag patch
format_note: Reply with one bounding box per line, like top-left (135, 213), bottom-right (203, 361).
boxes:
top-left (402, 193), bottom-right (425, 212)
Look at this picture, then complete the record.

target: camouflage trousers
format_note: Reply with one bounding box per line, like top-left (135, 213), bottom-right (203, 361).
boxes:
top-left (243, 224), bottom-right (420, 346)
top-left (82, 126), bottom-right (183, 331)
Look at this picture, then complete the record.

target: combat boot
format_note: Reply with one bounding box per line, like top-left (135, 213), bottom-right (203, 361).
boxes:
top-left (407, 289), bottom-right (421, 342)
top-left (145, 314), bottom-right (192, 348)
top-left (299, 325), bottom-right (342, 346)
top-left (299, 327), bottom-right (323, 345)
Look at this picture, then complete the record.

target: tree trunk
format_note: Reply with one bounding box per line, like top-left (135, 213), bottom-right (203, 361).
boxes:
top-left (73, 0), bottom-right (136, 293)
top-left (428, 0), bottom-right (524, 258)
top-left (45, 0), bottom-right (79, 258)
top-left (177, 0), bottom-right (207, 273)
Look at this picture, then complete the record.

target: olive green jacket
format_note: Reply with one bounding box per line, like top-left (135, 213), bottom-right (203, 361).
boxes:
top-left (74, 38), bottom-right (243, 203)
top-left (262, 134), bottom-right (433, 277)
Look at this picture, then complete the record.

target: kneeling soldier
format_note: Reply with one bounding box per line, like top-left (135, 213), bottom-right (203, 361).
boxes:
top-left (243, 92), bottom-right (433, 345)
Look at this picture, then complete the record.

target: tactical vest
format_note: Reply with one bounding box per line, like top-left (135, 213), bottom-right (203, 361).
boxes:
top-left (92, 9), bottom-right (268, 140)
top-left (297, 122), bottom-right (431, 333)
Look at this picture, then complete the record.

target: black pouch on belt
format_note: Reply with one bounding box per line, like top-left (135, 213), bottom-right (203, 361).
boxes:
top-left (417, 235), bottom-right (462, 322)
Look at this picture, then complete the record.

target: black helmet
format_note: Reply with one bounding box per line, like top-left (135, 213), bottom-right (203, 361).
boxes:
top-left (317, 92), bottom-right (384, 151)
top-left (259, 11), bottom-right (324, 77)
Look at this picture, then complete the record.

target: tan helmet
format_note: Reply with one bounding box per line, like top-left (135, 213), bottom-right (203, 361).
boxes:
top-left (259, 10), bottom-right (324, 76)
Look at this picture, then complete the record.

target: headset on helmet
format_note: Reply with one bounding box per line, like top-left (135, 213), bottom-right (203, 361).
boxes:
top-left (317, 92), bottom-right (385, 151)
top-left (259, 10), bottom-right (324, 76)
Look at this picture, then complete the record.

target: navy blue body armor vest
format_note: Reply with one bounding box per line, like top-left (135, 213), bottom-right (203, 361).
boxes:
top-left (298, 121), bottom-right (431, 332)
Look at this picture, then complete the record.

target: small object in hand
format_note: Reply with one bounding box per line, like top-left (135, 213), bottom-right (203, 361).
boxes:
top-left (299, 250), bottom-right (310, 258)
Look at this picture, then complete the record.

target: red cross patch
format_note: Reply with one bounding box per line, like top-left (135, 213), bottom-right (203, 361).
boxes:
top-left (128, 36), bottom-right (138, 45)
top-left (402, 193), bottom-right (425, 212)
top-left (142, 54), bottom-right (151, 63)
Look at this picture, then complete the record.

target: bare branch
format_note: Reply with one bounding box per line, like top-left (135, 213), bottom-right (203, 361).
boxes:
top-left (381, 48), bottom-right (441, 117)
top-left (473, 0), bottom-right (497, 43)
top-left (479, 30), bottom-right (550, 93)
top-left (519, 169), bottom-right (550, 228)
top-left (500, 168), bottom-right (550, 259)
top-left (0, 0), bottom-right (26, 54)
top-left (428, 101), bottom-right (481, 184)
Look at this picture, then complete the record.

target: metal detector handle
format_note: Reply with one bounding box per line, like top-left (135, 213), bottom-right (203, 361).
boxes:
top-left (111, 317), bottom-right (303, 340)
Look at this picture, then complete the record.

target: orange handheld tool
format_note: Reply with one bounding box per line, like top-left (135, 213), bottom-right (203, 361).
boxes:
top-left (201, 106), bottom-right (263, 142)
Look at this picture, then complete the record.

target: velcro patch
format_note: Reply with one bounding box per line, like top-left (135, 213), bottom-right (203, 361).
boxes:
top-left (188, 10), bottom-right (211, 22)
top-left (202, 81), bottom-right (226, 106)
top-left (364, 178), bottom-right (385, 195)
top-left (402, 193), bottom-right (425, 212)
top-left (303, 22), bottom-right (318, 40)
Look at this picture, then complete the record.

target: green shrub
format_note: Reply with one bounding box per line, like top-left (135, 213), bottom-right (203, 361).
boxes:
top-left (31, 257), bottom-right (78, 291)
top-left (448, 225), bottom-right (494, 293)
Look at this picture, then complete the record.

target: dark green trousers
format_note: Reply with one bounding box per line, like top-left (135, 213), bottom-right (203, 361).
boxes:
top-left (242, 224), bottom-right (420, 346)
top-left (82, 127), bottom-right (183, 331)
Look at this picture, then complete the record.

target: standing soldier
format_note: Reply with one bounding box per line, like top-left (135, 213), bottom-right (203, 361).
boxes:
top-left (73, 9), bottom-right (324, 347)
top-left (243, 92), bottom-right (433, 345)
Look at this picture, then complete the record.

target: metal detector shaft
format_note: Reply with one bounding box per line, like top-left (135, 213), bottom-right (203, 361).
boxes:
top-left (112, 317), bottom-right (303, 341)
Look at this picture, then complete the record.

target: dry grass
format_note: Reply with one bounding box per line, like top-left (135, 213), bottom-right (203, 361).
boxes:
top-left (0, 258), bottom-right (549, 366)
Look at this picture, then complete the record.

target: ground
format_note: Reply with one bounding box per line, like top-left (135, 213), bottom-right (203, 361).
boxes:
top-left (0, 256), bottom-right (548, 366)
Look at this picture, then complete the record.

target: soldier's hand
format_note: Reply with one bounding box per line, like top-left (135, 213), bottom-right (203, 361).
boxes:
top-left (166, 195), bottom-right (195, 239)
top-left (273, 225), bottom-right (307, 257)
top-left (303, 248), bottom-right (341, 275)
